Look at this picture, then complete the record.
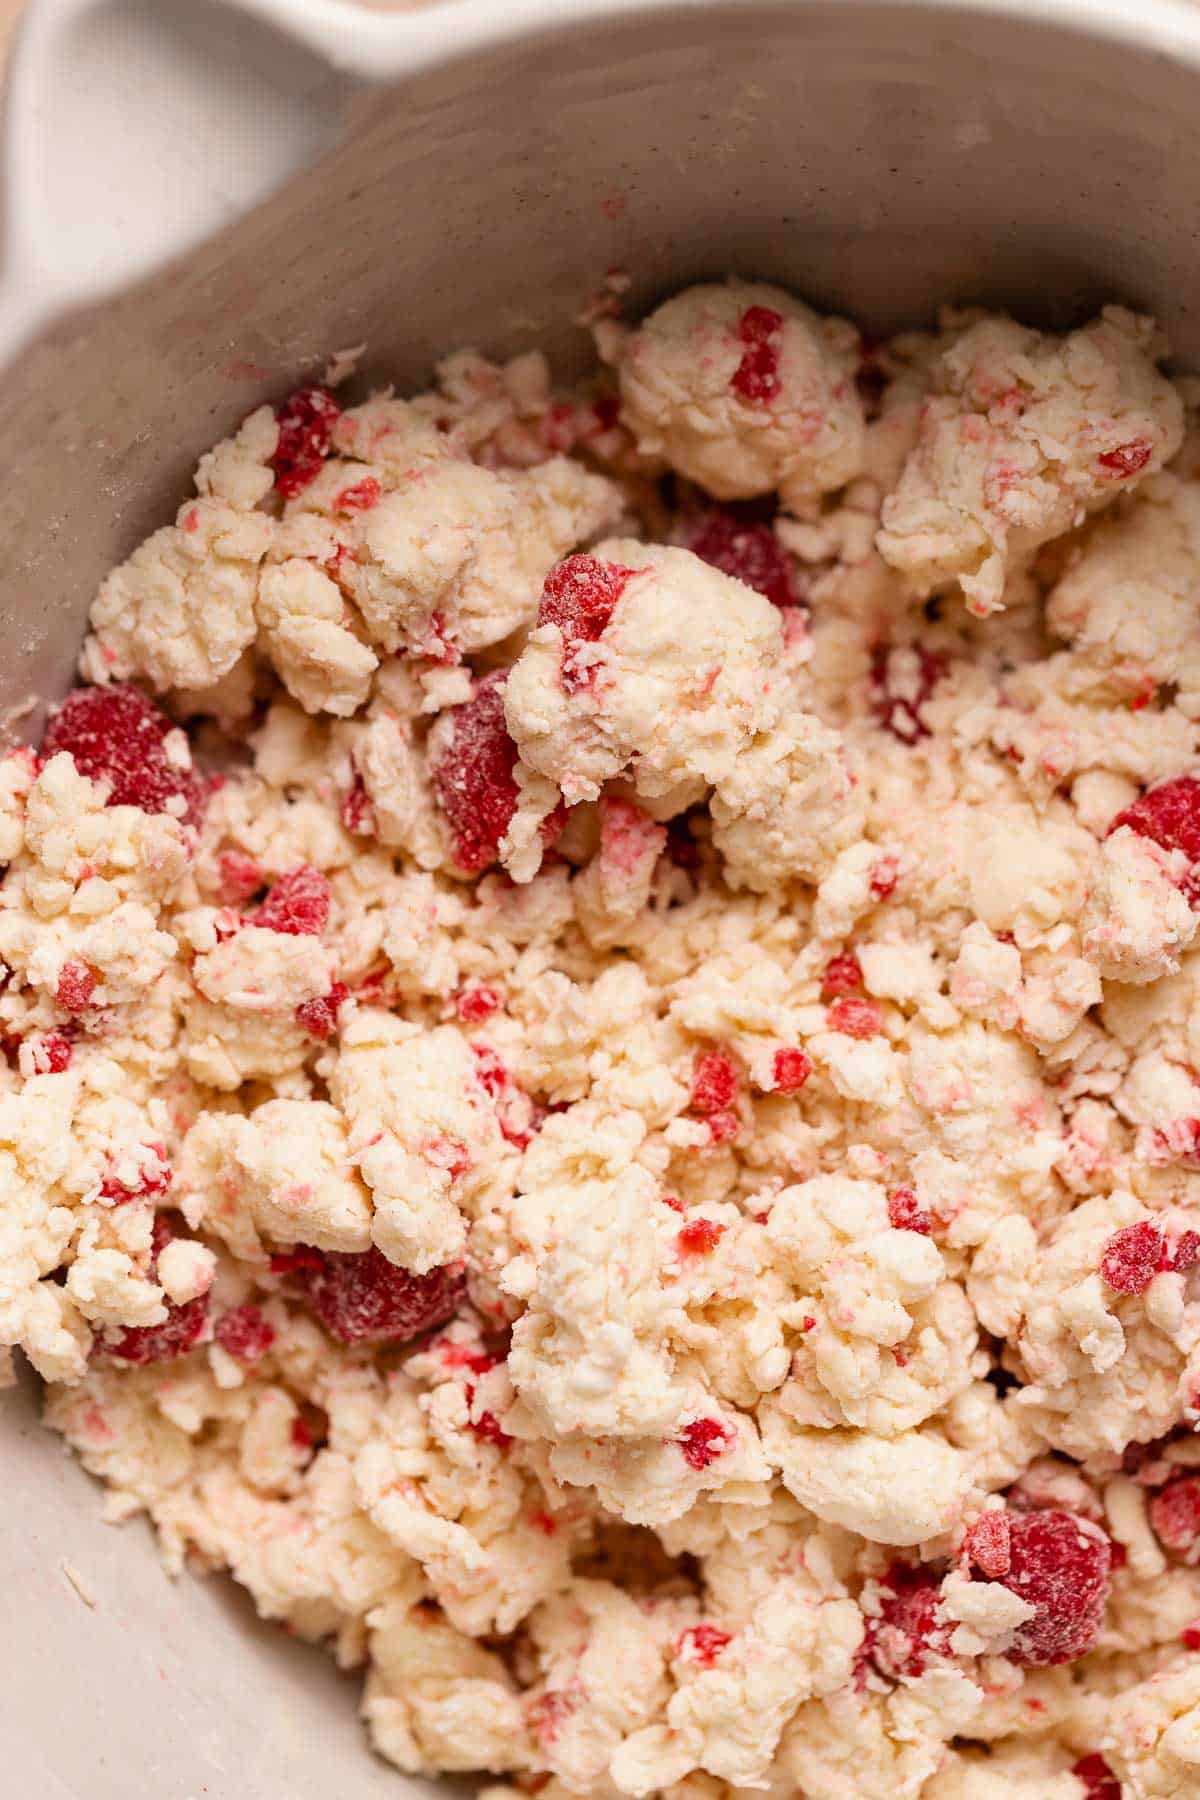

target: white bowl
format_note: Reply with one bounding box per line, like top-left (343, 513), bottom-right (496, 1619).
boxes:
top-left (4, 0), bottom-right (1200, 1789)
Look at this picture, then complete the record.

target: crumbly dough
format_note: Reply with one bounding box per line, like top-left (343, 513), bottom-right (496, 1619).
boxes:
top-left (7, 280), bottom-right (1200, 1797)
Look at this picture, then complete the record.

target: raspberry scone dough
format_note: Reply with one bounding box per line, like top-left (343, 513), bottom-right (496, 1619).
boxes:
top-left (7, 282), bottom-right (1200, 1800)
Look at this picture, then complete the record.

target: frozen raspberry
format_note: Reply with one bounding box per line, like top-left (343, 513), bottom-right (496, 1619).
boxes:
top-left (100, 1142), bottom-right (171, 1203)
top-left (1071, 1754), bottom-right (1121, 1800)
top-left (1148, 1476), bottom-right (1200, 1552)
top-left (868, 1564), bottom-right (948, 1679)
top-left (1111, 776), bottom-right (1200, 903)
top-left (454, 985), bottom-right (502, 1025)
top-left (538, 554), bottom-right (637, 694)
top-left (1182, 1619), bottom-right (1200, 1651)
top-left (214, 1304), bottom-right (276, 1365)
top-left (1172, 1229), bottom-right (1200, 1272)
top-left (690, 1048), bottom-right (739, 1115)
top-left (660, 1193), bottom-right (686, 1214)
top-left (42, 684), bottom-right (202, 822)
top-left (253, 865), bottom-right (331, 936)
top-left (268, 1246), bottom-right (325, 1277)
top-left (286, 1244), bottom-right (465, 1346)
top-left (469, 1409), bottom-right (513, 1449)
top-left (706, 1110), bottom-right (739, 1145)
top-left (731, 305), bottom-right (784, 404)
top-left (333, 476), bottom-right (382, 514)
top-left (678, 1417), bottom-right (731, 1470)
top-left (431, 673), bottom-right (558, 876)
top-left (998, 1509), bottom-right (1111, 1667)
top-left (771, 1047), bottom-right (813, 1094)
top-left (887, 1185), bottom-right (932, 1235)
top-left (215, 850), bottom-right (265, 907)
top-left (339, 774), bottom-right (376, 838)
top-left (677, 1219), bottom-right (726, 1256)
top-left (826, 996), bottom-right (883, 1039)
top-left (821, 953), bottom-right (863, 998)
top-left (1100, 1221), bottom-right (1164, 1295)
top-left (56, 961), bottom-right (98, 1013)
top-left (870, 644), bottom-right (947, 744)
top-left (675, 1624), bottom-right (732, 1667)
top-left (29, 1031), bottom-right (73, 1073)
top-left (106, 1240), bottom-right (210, 1368)
top-left (296, 981), bottom-right (348, 1041)
top-left (1098, 438), bottom-right (1152, 478)
top-left (963, 1512), bottom-right (1012, 1579)
top-left (686, 510), bottom-right (799, 609)
top-left (270, 386), bottom-right (340, 497)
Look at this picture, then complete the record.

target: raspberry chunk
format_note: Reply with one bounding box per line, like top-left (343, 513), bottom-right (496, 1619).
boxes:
top-left (868, 1564), bottom-right (948, 1679)
top-left (678, 1417), bottom-right (731, 1470)
top-left (100, 1142), bottom-right (171, 1204)
top-left (1100, 1221), bottom-right (1164, 1295)
top-left (1071, 1754), bottom-right (1121, 1800)
top-left (216, 850), bottom-right (265, 907)
top-left (333, 476), bottom-right (382, 514)
top-left (1098, 439), bottom-right (1152, 478)
top-left (731, 305), bottom-right (784, 404)
top-left (296, 981), bottom-right (348, 1041)
top-left (538, 554), bottom-right (637, 694)
top-left (270, 386), bottom-right (340, 497)
top-left (963, 1511), bottom-right (1012, 1579)
top-left (285, 1244), bottom-right (465, 1346)
top-left (821, 953), bottom-right (863, 999)
top-left (870, 644), bottom-right (947, 745)
top-left (705, 1109), bottom-right (739, 1145)
top-left (214, 1303), bottom-right (276, 1365)
top-left (340, 773), bottom-right (376, 837)
top-left (686, 510), bottom-right (799, 609)
top-left (677, 1219), bottom-right (726, 1256)
top-left (887, 1185), bottom-right (932, 1235)
top-left (431, 673), bottom-right (565, 876)
top-left (1172, 1229), bottom-right (1200, 1272)
top-left (454, 985), bottom-right (502, 1025)
top-left (826, 996), bottom-right (883, 1039)
top-left (253, 865), bottom-right (331, 936)
top-left (1111, 775), bottom-right (1200, 904)
top-left (771, 1047), bottom-right (813, 1094)
top-left (998, 1509), bottom-right (1111, 1666)
top-left (106, 1293), bottom-right (209, 1366)
top-left (690, 1048), bottom-right (739, 1115)
top-left (1148, 1476), bottom-right (1200, 1552)
top-left (675, 1624), bottom-right (732, 1667)
top-left (42, 684), bottom-right (202, 822)
top-left (469, 1409), bottom-right (513, 1449)
top-left (29, 1031), bottom-right (73, 1073)
top-left (56, 960), bottom-right (98, 1013)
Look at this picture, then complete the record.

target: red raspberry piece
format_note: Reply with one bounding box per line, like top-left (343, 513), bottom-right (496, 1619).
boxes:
top-left (870, 855), bottom-right (900, 902)
top-left (1150, 1121), bottom-right (1200, 1168)
top-left (340, 773), bottom-right (376, 837)
top-left (285, 1244), bottom-right (465, 1346)
top-left (333, 476), bottom-right (382, 514)
top-left (821, 953), bottom-right (863, 999)
top-left (430, 673), bottom-right (557, 876)
top-left (677, 1219), bottom-right (726, 1256)
top-left (1182, 1619), bottom-right (1200, 1651)
top-left (296, 981), bottom-right (348, 1041)
top-left (706, 1110), bottom-right (739, 1145)
top-left (963, 1512), bottom-right (1012, 1579)
top-left (771, 1047), bottom-right (812, 1094)
top-left (269, 1246), bottom-right (325, 1276)
top-left (1172, 1229), bottom-right (1200, 1272)
top-left (1098, 439), bottom-right (1152, 478)
top-left (675, 1624), bottom-right (732, 1667)
top-left (1148, 1476), bottom-right (1200, 1552)
top-left (686, 510), bottom-right (799, 609)
top-left (870, 645), bottom-right (947, 744)
top-left (216, 850), bottom-right (264, 907)
top-left (290, 1416), bottom-right (314, 1452)
top-left (30, 1031), bottom-right (73, 1073)
top-left (538, 554), bottom-right (637, 694)
top-left (106, 1226), bottom-right (209, 1366)
top-left (887, 1185), bottom-right (932, 1235)
top-left (690, 1048), bottom-right (739, 1115)
top-left (469, 1409), bottom-right (513, 1449)
top-left (660, 1193), bottom-right (686, 1214)
top-left (42, 684), bottom-right (202, 822)
top-left (270, 386), bottom-right (341, 498)
top-left (826, 996), bottom-right (883, 1039)
top-left (438, 1340), bottom-right (498, 1375)
top-left (998, 1509), bottom-right (1112, 1666)
top-left (678, 1417), bottom-right (732, 1470)
top-left (868, 1564), bottom-right (948, 1679)
top-left (1111, 776), bottom-right (1200, 905)
top-left (253, 865), bottom-right (331, 936)
top-left (454, 985), bottom-right (502, 1025)
top-left (1071, 1754), bottom-right (1121, 1800)
top-left (1100, 1221), bottom-right (1165, 1295)
top-left (56, 960), bottom-right (98, 1013)
top-left (100, 1142), bottom-right (171, 1204)
top-left (731, 305), bottom-right (784, 404)
top-left (214, 1303), bottom-right (276, 1365)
